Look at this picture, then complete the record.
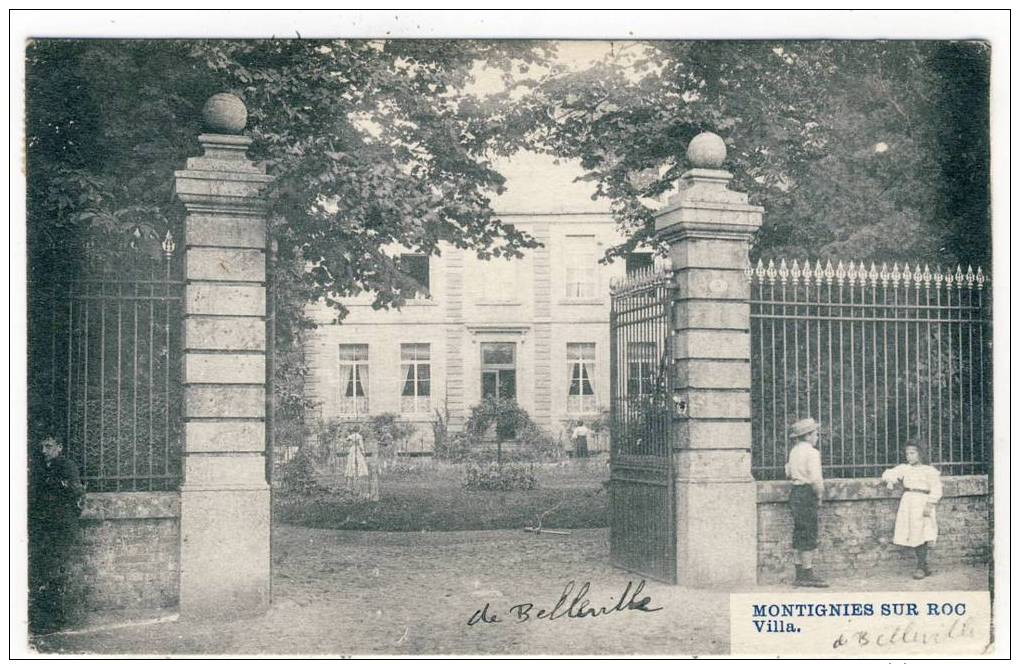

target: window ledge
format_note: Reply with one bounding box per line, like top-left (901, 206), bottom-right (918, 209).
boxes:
top-left (338, 296), bottom-right (436, 308)
top-left (558, 298), bottom-right (605, 306)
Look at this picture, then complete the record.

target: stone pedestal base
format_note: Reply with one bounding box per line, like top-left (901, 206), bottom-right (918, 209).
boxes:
top-left (675, 479), bottom-right (758, 587)
top-left (179, 487), bottom-right (271, 618)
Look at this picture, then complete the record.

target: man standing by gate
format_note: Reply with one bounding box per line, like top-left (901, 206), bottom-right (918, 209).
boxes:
top-left (28, 434), bottom-right (85, 633)
top-left (785, 418), bottom-right (830, 588)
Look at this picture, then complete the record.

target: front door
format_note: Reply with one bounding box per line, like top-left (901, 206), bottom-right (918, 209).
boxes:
top-left (480, 342), bottom-right (516, 401)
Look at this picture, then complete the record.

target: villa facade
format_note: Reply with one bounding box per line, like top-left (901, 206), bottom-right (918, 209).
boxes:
top-left (301, 153), bottom-right (662, 453)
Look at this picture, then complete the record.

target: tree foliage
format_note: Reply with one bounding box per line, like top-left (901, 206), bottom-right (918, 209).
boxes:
top-left (523, 40), bottom-right (990, 267)
top-left (25, 39), bottom-right (556, 450)
top-left (26, 39), bottom-right (554, 311)
top-left (27, 39), bottom-right (990, 300)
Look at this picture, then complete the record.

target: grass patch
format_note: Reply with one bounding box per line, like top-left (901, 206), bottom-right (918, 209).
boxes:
top-left (273, 458), bottom-right (609, 532)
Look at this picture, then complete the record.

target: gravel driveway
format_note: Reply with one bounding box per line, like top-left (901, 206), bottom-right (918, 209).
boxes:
top-left (32, 525), bottom-right (988, 656)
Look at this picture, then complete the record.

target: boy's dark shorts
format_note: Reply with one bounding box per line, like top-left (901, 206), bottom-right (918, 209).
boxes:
top-left (789, 484), bottom-right (819, 551)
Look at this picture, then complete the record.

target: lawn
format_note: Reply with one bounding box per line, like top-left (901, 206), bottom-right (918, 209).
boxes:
top-left (273, 457), bottom-right (609, 532)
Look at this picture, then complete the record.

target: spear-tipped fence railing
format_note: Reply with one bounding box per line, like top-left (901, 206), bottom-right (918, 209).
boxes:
top-left (28, 232), bottom-right (185, 492)
top-left (748, 258), bottom-right (991, 480)
top-left (609, 266), bottom-right (675, 460)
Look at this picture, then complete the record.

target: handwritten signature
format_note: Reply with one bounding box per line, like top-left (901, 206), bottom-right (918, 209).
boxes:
top-left (832, 617), bottom-right (978, 650)
top-left (468, 579), bottom-right (662, 626)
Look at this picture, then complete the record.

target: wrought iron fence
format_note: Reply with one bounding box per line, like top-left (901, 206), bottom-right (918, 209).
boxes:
top-left (749, 259), bottom-right (991, 480)
top-left (29, 239), bottom-right (184, 492)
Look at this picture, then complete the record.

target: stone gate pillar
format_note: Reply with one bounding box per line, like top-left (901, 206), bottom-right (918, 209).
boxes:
top-left (654, 132), bottom-right (763, 587)
top-left (174, 93), bottom-right (273, 616)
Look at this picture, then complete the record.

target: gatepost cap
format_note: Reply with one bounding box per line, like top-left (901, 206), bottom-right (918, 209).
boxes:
top-left (687, 131), bottom-right (727, 169)
top-left (201, 92), bottom-right (247, 134)
top-left (788, 418), bottom-right (820, 439)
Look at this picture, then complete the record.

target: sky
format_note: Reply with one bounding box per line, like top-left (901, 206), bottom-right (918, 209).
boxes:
top-left (466, 40), bottom-right (647, 98)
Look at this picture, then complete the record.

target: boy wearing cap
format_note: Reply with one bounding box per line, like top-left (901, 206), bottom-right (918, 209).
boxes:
top-left (784, 418), bottom-right (829, 587)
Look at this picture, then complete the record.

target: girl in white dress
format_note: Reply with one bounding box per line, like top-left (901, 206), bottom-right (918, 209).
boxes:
top-left (882, 443), bottom-right (943, 579)
top-left (344, 429), bottom-right (369, 496)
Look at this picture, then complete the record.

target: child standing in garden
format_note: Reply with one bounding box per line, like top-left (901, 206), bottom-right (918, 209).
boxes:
top-left (882, 442), bottom-right (943, 579)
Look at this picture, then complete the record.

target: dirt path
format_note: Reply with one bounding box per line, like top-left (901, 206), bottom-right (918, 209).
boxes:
top-left (32, 525), bottom-right (988, 656)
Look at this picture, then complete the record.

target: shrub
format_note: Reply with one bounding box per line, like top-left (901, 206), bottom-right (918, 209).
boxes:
top-left (432, 406), bottom-right (470, 462)
top-left (435, 430), bottom-right (472, 462)
top-left (309, 414), bottom-right (416, 462)
top-left (368, 412), bottom-right (416, 464)
top-left (514, 421), bottom-right (563, 462)
top-left (280, 446), bottom-right (322, 495)
top-left (464, 397), bottom-right (563, 463)
top-left (463, 461), bottom-right (538, 491)
top-left (465, 397), bottom-right (530, 441)
top-left (311, 418), bottom-right (361, 460)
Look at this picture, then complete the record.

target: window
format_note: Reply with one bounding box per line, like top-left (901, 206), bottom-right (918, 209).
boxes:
top-left (338, 344), bottom-right (369, 416)
top-left (566, 343), bottom-right (597, 413)
top-left (565, 236), bottom-right (597, 298)
top-left (480, 342), bottom-right (516, 401)
top-left (400, 343), bottom-right (431, 413)
top-left (398, 254), bottom-right (430, 292)
top-left (626, 342), bottom-right (658, 397)
top-left (625, 252), bottom-right (654, 276)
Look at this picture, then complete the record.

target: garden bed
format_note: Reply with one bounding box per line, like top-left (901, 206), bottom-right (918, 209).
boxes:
top-left (273, 458), bottom-right (609, 532)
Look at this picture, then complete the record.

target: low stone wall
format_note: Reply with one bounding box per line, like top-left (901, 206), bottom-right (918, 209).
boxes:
top-left (757, 475), bottom-right (990, 584)
top-left (75, 492), bottom-right (180, 610)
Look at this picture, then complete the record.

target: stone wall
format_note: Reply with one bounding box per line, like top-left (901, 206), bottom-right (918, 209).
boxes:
top-left (75, 492), bottom-right (180, 611)
top-left (757, 475), bottom-right (990, 583)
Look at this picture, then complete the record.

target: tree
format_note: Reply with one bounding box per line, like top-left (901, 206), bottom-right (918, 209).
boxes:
top-left (25, 39), bottom-right (555, 448)
top-left (29, 40), bottom-right (990, 296)
top-left (26, 39), bottom-right (554, 310)
top-left (522, 40), bottom-right (990, 268)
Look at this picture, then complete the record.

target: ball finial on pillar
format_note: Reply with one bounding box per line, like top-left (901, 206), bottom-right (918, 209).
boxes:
top-left (201, 93), bottom-right (248, 134)
top-left (686, 131), bottom-right (727, 169)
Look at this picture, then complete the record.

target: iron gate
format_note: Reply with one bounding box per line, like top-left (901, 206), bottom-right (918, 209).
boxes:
top-left (608, 267), bottom-right (677, 583)
top-left (28, 239), bottom-right (184, 492)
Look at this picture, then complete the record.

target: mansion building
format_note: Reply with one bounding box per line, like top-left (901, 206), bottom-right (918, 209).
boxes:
top-left (302, 153), bottom-right (663, 453)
